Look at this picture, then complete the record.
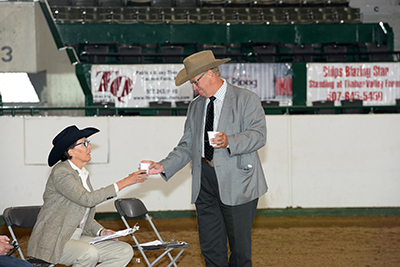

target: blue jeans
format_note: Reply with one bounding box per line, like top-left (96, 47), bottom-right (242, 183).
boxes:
top-left (0, 256), bottom-right (33, 267)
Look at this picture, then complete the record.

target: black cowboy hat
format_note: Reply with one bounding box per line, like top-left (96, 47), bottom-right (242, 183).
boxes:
top-left (48, 125), bottom-right (99, 167)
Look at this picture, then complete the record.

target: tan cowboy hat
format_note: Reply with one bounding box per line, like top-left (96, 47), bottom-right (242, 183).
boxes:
top-left (175, 50), bottom-right (231, 86)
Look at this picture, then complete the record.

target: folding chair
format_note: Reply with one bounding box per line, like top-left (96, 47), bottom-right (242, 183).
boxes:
top-left (3, 206), bottom-right (55, 267)
top-left (149, 101), bottom-right (172, 116)
top-left (160, 45), bottom-right (184, 63)
top-left (114, 198), bottom-right (189, 267)
top-left (341, 99), bottom-right (364, 114)
top-left (312, 100), bottom-right (335, 114)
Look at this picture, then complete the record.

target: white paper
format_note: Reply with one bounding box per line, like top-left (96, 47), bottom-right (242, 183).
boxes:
top-left (139, 240), bottom-right (163, 247)
top-left (89, 225), bottom-right (139, 244)
top-left (137, 240), bottom-right (188, 247)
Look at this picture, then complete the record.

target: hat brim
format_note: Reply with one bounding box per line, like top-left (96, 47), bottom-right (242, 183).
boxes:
top-left (48, 127), bottom-right (99, 167)
top-left (175, 58), bottom-right (231, 86)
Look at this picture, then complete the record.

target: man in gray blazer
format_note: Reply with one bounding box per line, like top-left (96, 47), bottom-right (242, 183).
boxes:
top-left (145, 50), bottom-right (268, 267)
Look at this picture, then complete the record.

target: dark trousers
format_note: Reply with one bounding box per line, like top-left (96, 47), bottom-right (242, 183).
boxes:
top-left (0, 256), bottom-right (33, 267)
top-left (195, 161), bottom-right (258, 267)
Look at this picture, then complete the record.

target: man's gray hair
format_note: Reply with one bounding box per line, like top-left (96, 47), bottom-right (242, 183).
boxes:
top-left (210, 67), bottom-right (221, 77)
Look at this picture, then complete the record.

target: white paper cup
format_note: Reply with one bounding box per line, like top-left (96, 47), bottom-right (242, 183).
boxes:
top-left (139, 162), bottom-right (150, 174)
top-left (207, 131), bottom-right (219, 147)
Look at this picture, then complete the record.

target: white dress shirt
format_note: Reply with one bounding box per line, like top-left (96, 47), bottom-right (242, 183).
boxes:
top-left (68, 160), bottom-right (91, 229)
top-left (202, 78), bottom-right (227, 157)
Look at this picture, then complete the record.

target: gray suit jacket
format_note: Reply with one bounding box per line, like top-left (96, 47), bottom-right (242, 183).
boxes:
top-left (160, 83), bottom-right (268, 206)
top-left (27, 161), bottom-right (117, 263)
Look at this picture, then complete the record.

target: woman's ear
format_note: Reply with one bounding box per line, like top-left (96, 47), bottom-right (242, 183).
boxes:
top-left (67, 149), bottom-right (74, 158)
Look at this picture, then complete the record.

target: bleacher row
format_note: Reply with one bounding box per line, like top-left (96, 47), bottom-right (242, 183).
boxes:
top-left (48, 0), bottom-right (354, 26)
top-left (51, 6), bottom-right (360, 24)
top-left (48, 0), bottom-right (357, 25)
top-left (48, 0), bottom-right (350, 8)
top-left (92, 98), bottom-right (400, 116)
top-left (72, 41), bottom-right (393, 64)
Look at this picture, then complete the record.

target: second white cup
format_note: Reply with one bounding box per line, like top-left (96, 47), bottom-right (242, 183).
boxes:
top-left (207, 131), bottom-right (219, 147)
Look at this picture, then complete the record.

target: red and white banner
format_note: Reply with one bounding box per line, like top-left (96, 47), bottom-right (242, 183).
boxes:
top-left (307, 63), bottom-right (400, 106)
top-left (91, 63), bottom-right (293, 107)
top-left (91, 64), bottom-right (193, 107)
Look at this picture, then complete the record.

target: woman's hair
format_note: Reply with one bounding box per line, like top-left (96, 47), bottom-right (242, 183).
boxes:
top-left (60, 141), bottom-right (77, 162)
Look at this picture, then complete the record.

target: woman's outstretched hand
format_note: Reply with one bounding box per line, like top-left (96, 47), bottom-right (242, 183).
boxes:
top-left (116, 170), bottom-right (148, 191)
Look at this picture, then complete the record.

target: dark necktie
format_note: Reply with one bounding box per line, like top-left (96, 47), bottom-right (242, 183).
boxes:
top-left (204, 96), bottom-right (216, 161)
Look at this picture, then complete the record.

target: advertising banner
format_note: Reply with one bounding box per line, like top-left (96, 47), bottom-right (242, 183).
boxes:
top-left (91, 63), bottom-right (293, 107)
top-left (91, 64), bottom-right (192, 107)
top-left (307, 63), bottom-right (400, 106)
top-left (221, 63), bottom-right (292, 106)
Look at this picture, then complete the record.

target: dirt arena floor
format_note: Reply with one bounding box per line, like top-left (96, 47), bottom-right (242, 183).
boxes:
top-left (1, 216), bottom-right (400, 267)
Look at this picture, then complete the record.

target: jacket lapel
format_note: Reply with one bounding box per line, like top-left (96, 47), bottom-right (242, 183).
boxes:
top-left (193, 96), bottom-right (207, 146)
top-left (86, 177), bottom-right (94, 192)
top-left (218, 84), bottom-right (234, 133)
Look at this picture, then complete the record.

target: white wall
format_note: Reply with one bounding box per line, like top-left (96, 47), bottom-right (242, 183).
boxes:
top-left (1, 115), bottom-right (399, 214)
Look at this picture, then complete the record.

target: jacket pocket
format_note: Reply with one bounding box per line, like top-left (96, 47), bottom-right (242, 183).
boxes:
top-left (237, 152), bottom-right (256, 175)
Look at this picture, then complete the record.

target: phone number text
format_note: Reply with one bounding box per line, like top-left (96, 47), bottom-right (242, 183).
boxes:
top-left (327, 91), bottom-right (383, 101)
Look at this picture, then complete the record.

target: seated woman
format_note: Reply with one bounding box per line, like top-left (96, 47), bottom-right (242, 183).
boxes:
top-left (28, 125), bottom-right (148, 267)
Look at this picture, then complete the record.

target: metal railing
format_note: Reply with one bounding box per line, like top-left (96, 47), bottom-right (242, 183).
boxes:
top-left (0, 105), bottom-right (399, 117)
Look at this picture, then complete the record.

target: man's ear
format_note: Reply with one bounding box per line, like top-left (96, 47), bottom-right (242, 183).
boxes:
top-left (208, 70), bottom-right (215, 79)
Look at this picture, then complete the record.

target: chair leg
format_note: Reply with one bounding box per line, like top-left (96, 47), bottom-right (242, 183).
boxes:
top-left (7, 226), bottom-right (25, 260)
top-left (146, 214), bottom-right (164, 242)
top-left (145, 214), bottom-right (179, 267)
top-left (120, 216), bottom-right (153, 267)
top-left (120, 216), bottom-right (131, 230)
top-left (166, 248), bottom-right (186, 267)
top-left (120, 214), bottom-right (186, 267)
top-left (146, 215), bottom-right (171, 265)
top-left (136, 241), bottom-right (153, 267)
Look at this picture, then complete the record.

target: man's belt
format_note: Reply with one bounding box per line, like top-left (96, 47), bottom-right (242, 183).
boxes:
top-left (201, 157), bottom-right (214, 168)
